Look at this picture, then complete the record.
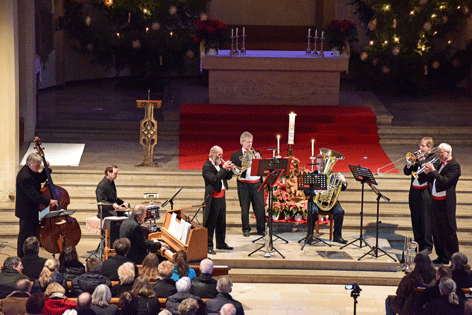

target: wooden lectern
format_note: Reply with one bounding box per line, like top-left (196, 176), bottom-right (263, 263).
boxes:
top-left (137, 100), bottom-right (162, 166)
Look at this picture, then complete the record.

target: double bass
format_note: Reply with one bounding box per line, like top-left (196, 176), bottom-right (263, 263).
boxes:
top-left (33, 137), bottom-right (81, 254)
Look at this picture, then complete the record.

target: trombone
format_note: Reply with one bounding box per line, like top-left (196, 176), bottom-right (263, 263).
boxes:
top-left (376, 146), bottom-right (438, 175)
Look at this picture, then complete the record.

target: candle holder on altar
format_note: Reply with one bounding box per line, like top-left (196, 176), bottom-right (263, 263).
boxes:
top-left (312, 36), bottom-right (319, 56)
top-left (137, 99), bottom-right (162, 167)
top-left (240, 34), bottom-right (246, 55)
top-left (287, 145), bottom-right (293, 157)
top-left (230, 34), bottom-right (235, 56)
top-left (309, 156), bottom-right (316, 172)
top-left (320, 37), bottom-right (325, 57)
top-left (306, 35), bottom-right (312, 55)
top-left (235, 34), bottom-right (239, 55)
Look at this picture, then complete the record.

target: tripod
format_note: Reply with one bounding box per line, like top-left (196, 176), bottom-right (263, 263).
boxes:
top-left (88, 202), bottom-right (109, 260)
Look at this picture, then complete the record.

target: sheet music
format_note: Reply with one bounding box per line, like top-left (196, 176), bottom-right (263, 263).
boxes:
top-left (168, 212), bottom-right (178, 235)
top-left (180, 220), bottom-right (191, 245)
top-left (39, 207), bottom-right (50, 220)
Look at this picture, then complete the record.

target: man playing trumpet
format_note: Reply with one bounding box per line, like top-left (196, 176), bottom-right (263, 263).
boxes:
top-left (403, 137), bottom-right (439, 255)
top-left (203, 146), bottom-right (234, 255)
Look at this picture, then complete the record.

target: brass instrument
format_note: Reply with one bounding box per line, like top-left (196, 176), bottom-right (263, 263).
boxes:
top-left (376, 146), bottom-right (438, 175)
top-left (314, 148), bottom-right (345, 211)
top-left (220, 158), bottom-right (241, 176)
top-left (234, 148), bottom-right (257, 179)
top-left (411, 157), bottom-right (439, 179)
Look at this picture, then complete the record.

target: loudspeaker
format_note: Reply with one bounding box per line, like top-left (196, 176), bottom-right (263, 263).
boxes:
top-left (108, 220), bottom-right (122, 247)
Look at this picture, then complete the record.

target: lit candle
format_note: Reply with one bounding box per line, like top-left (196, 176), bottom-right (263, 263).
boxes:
top-left (236, 28), bottom-right (238, 37)
top-left (321, 31), bottom-right (324, 39)
top-left (243, 27), bottom-right (245, 36)
top-left (231, 28), bottom-right (233, 37)
top-left (308, 28), bottom-right (311, 37)
top-left (277, 135), bottom-right (280, 155)
top-left (315, 29), bottom-right (317, 38)
top-left (311, 139), bottom-right (315, 156)
top-left (288, 112), bottom-right (296, 145)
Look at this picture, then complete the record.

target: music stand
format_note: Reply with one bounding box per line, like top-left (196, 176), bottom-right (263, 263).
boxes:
top-left (42, 210), bottom-right (77, 257)
top-left (251, 158), bottom-right (290, 244)
top-left (161, 187), bottom-right (183, 210)
top-left (248, 169), bottom-right (286, 258)
top-left (297, 173), bottom-right (331, 249)
top-left (358, 184), bottom-right (397, 261)
top-left (341, 165), bottom-right (378, 251)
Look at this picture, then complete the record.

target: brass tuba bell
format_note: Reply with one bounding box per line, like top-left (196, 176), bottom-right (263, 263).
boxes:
top-left (314, 148), bottom-right (345, 211)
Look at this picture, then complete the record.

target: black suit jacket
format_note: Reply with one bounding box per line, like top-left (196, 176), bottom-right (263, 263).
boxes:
top-left (152, 278), bottom-right (177, 298)
top-left (202, 159), bottom-right (232, 225)
top-left (404, 153), bottom-right (440, 186)
top-left (205, 293), bottom-right (245, 315)
top-left (190, 273), bottom-right (218, 298)
top-left (119, 217), bottom-right (160, 265)
top-left (15, 165), bottom-right (50, 220)
top-left (101, 255), bottom-right (134, 281)
top-left (95, 176), bottom-right (124, 218)
top-left (230, 149), bottom-right (262, 179)
top-left (21, 254), bottom-right (48, 280)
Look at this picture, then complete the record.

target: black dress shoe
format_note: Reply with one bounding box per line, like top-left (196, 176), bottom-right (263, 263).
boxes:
top-left (334, 237), bottom-right (347, 244)
top-left (243, 231), bottom-right (250, 237)
top-left (432, 257), bottom-right (449, 265)
top-left (216, 244), bottom-right (234, 250)
top-left (208, 248), bottom-right (216, 255)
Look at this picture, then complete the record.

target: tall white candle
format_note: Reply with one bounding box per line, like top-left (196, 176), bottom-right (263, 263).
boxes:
top-left (288, 112), bottom-right (296, 145)
top-left (308, 28), bottom-right (311, 37)
top-left (231, 28), bottom-right (233, 37)
top-left (236, 28), bottom-right (238, 37)
top-left (277, 135), bottom-right (280, 155)
top-left (321, 31), bottom-right (324, 39)
top-left (315, 29), bottom-right (317, 38)
top-left (311, 139), bottom-right (315, 156)
top-left (243, 27), bottom-right (245, 36)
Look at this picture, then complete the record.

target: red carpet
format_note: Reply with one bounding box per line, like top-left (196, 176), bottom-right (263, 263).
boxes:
top-left (179, 104), bottom-right (396, 173)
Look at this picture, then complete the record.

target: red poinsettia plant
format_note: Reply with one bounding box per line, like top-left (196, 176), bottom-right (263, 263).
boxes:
top-left (325, 19), bottom-right (359, 50)
top-left (193, 18), bottom-right (228, 48)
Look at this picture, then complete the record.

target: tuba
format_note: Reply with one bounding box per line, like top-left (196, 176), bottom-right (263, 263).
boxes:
top-left (314, 148), bottom-right (345, 211)
top-left (234, 149), bottom-right (256, 179)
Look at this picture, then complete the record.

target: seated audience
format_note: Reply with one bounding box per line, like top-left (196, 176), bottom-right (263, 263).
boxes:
top-left (140, 253), bottom-right (160, 281)
top-left (111, 262), bottom-right (135, 297)
top-left (71, 258), bottom-right (111, 297)
top-left (59, 246), bottom-right (85, 281)
top-left (423, 278), bottom-right (464, 315)
top-left (77, 292), bottom-right (96, 315)
top-left (450, 252), bottom-right (472, 288)
top-left (171, 250), bottom-right (196, 281)
top-left (157, 310), bottom-right (172, 315)
top-left (385, 252), bottom-right (436, 315)
top-left (0, 256), bottom-right (29, 298)
top-left (130, 276), bottom-right (160, 315)
top-left (205, 277), bottom-right (244, 315)
top-left (21, 236), bottom-right (47, 281)
top-left (166, 277), bottom-right (203, 315)
top-left (152, 261), bottom-right (177, 298)
top-left (91, 284), bottom-right (119, 315)
top-left (178, 298), bottom-right (199, 315)
top-left (190, 258), bottom-right (217, 298)
top-left (32, 258), bottom-right (67, 294)
top-left (415, 266), bottom-right (453, 315)
top-left (43, 282), bottom-right (77, 315)
top-left (25, 293), bottom-right (46, 315)
top-left (0, 278), bottom-right (32, 315)
top-left (119, 291), bottom-right (139, 315)
top-left (220, 303), bottom-right (236, 315)
top-left (101, 238), bottom-right (135, 282)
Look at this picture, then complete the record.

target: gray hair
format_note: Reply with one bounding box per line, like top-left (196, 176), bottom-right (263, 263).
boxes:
top-left (26, 153), bottom-right (42, 165)
top-left (4, 256), bottom-right (22, 270)
top-left (217, 277), bottom-right (232, 294)
top-left (439, 143), bottom-right (452, 154)
top-left (92, 284), bottom-right (112, 307)
top-left (239, 131), bottom-right (253, 144)
top-left (439, 277), bottom-right (459, 305)
top-left (209, 146), bottom-right (222, 158)
top-left (16, 279), bottom-right (32, 292)
top-left (220, 303), bottom-right (236, 315)
top-left (131, 205), bottom-right (146, 219)
top-left (176, 277), bottom-right (191, 293)
top-left (178, 298), bottom-right (199, 315)
top-left (118, 262), bottom-right (136, 284)
top-left (451, 252), bottom-right (468, 270)
top-left (199, 259), bottom-right (214, 274)
top-left (158, 310), bottom-right (173, 315)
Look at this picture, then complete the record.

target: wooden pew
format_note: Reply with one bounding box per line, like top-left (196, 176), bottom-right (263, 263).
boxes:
top-left (68, 296), bottom-right (210, 310)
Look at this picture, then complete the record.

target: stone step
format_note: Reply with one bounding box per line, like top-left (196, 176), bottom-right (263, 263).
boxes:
top-left (378, 127), bottom-right (472, 145)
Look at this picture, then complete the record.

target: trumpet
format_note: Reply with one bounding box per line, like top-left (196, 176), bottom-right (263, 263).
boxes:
top-left (376, 146), bottom-right (438, 175)
top-left (411, 157), bottom-right (439, 179)
top-left (220, 158), bottom-right (241, 175)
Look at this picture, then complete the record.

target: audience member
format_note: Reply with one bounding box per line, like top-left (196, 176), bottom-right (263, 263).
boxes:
top-left (111, 262), bottom-right (135, 297)
top-left (0, 278), bottom-right (32, 315)
top-left (157, 310), bottom-right (172, 315)
top-left (178, 298), bottom-right (199, 315)
top-left (101, 238), bottom-right (135, 282)
top-left (71, 257), bottom-right (111, 297)
top-left (152, 261), bottom-right (177, 298)
top-left (465, 299), bottom-right (472, 315)
top-left (21, 236), bottom-right (47, 281)
top-left (219, 303), bottom-right (236, 315)
top-left (140, 253), bottom-right (160, 281)
top-left (131, 276), bottom-right (160, 315)
top-left (423, 278), bottom-right (463, 314)
top-left (205, 277), bottom-right (244, 315)
top-left (166, 277), bottom-right (203, 315)
top-left (91, 285), bottom-right (119, 315)
top-left (171, 251), bottom-right (196, 281)
top-left (25, 293), bottom-right (46, 315)
top-left (450, 252), bottom-right (472, 288)
top-left (385, 253), bottom-right (436, 315)
top-left (43, 282), bottom-right (77, 315)
top-left (414, 266), bottom-right (453, 314)
top-left (0, 256), bottom-right (29, 298)
top-left (119, 291), bottom-right (139, 315)
top-left (59, 246), bottom-right (85, 281)
top-left (77, 292), bottom-right (96, 315)
top-left (190, 258), bottom-right (217, 298)
top-left (32, 258), bottom-right (67, 294)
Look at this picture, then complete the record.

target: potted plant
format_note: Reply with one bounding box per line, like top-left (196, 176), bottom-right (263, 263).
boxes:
top-left (325, 19), bottom-right (358, 56)
top-left (193, 18), bottom-right (228, 56)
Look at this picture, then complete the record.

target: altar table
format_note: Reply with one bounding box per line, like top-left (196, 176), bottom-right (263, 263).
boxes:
top-left (201, 50), bottom-right (349, 106)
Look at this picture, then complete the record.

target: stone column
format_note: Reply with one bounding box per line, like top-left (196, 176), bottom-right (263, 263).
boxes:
top-left (0, 0), bottom-right (19, 201)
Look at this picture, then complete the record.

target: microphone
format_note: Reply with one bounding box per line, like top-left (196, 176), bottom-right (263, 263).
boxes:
top-left (146, 205), bottom-right (160, 210)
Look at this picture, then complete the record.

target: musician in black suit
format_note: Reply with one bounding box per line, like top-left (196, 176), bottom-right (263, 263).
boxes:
top-left (404, 137), bottom-right (440, 255)
top-left (95, 164), bottom-right (128, 218)
top-left (230, 132), bottom-right (265, 237)
top-left (15, 153), bottom-right (58, 257)
top-left (203, 146), bottom-right (234, 255)
top-left (423, 143), bottom-right (461, 265)
top-left (119, 205), bottom-right (168, 264)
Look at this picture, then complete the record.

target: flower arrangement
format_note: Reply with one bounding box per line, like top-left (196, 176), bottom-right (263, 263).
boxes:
top-left (325, 19), bottom-right (359, 51)
top-left (193, 18), bottom-right (228, 50)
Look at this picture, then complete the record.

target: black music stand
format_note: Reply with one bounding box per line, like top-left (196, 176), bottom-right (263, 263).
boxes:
top-left (297, 173), bottom-right (331, 249)
top-left (42, 210), bottom-right (77, 257)
top-left (358, 184), bottom-right (397, 261)
top-left (341, 165), bottom-right (377, 251)
top-left (248, 169), bottom-right (286, 258)
top-left (251, 158), bottom-right (290, 244)
top-left (161, 187), bottom-right (183, 210)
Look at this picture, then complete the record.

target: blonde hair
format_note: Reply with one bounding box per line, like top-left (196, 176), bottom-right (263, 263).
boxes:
top-left (131, 276), bottom-right (155, 298)
top-left (140, 253), bottom-right (160, 280)
top-left (45, 282), bottom-right (65, 296)
top-left (39, 258), bottom-right (59, 288)
top-left (118, 262), bottom-right (135, 284)
top-left (158, 261), bottom-right (174, 278)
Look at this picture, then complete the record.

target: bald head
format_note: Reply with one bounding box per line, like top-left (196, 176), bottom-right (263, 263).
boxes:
top-left (199, 259), bottom-right (214, 274)
top-left (220, 303), bottom-right (236, 315)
